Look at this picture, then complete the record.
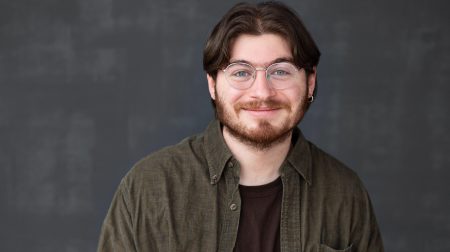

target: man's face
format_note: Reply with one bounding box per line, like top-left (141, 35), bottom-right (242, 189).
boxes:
top-left (207, 33), bottom-right (316, 149)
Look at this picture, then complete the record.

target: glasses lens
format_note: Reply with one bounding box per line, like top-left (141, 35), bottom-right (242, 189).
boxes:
top-left (267, 62), bottom-right (300, 89)
top-left (224, 63), bottom-right (254, 89)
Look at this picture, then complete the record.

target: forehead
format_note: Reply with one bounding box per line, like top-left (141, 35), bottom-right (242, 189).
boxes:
top-left (229, 33), bottom-right (292, 65)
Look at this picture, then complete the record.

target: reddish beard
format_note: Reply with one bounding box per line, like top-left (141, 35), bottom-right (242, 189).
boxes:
top-left (215, 91), bottom-right (308, 150)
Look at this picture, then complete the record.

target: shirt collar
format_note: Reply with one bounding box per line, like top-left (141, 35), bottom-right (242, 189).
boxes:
top-left (286, 127), bottom-right (313, 185)
top-left (204, 120), bottom-right (312, 185)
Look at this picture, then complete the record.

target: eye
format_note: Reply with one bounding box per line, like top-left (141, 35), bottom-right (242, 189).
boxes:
top-left (232, 70), bottom-right (252, 78)
top-left (272, 69), bottom-right (289, 76)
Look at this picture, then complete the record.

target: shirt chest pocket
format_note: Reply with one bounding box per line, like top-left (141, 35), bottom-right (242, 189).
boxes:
top-left (319, 243), bottom-right (353, 252)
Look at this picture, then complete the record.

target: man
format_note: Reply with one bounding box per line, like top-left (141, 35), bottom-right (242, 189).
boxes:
top-left (98, 2), bottom-right (384, 251)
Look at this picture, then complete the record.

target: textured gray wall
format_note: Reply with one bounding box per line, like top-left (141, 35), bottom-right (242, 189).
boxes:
top-left (1, 0), bottom-right (449, 251)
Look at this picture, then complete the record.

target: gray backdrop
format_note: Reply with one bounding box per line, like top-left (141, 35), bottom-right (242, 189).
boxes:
top-left (1, 0), bottom-right (449, 251)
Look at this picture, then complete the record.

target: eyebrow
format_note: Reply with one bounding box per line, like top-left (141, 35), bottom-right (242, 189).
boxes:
top-left (229, 57), bottom-right (294, 66)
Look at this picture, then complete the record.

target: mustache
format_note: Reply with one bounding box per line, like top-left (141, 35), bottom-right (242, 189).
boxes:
top-left (234, 99), bottom-right (290, 111)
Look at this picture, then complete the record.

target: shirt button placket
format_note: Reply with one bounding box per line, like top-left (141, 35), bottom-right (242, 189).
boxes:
top-left (227, 161), bottom-right (239, 212)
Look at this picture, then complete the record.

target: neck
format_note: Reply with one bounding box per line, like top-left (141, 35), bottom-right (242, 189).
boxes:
top-left (223, 127), bottom-right (292, 186)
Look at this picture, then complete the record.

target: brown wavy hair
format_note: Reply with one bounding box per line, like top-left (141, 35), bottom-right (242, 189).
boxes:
top-left (203, 1), bottom-right (321, 85)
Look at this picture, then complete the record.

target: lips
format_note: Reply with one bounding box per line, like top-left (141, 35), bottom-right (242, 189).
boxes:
top-left (242, 107), bottom-right (280, 111)
top-left (235, 100), bottom-right (289, 113)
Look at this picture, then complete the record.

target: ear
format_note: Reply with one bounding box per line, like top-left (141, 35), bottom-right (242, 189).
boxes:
top-left (307, 67), bottom-right (317, 98)
top-left (207, 74), bottom-right (216, 100)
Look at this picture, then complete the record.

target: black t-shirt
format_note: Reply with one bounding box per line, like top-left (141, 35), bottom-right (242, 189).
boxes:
top-left (234, 177), bottom-right (283, 252)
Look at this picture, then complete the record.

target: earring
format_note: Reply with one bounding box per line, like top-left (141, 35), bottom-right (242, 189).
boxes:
top-left (307, 95), bottom-right (314, 103)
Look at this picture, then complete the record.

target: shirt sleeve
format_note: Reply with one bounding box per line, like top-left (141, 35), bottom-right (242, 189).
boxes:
top-left (97, 180), bottom-right (137, 252)
top-left (350, 179), bottom-right (384, 252)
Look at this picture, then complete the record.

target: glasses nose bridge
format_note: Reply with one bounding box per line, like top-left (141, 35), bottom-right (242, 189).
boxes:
top-left (250, 65), bottom-right (274, 94)
top-left (253, 66), bottom-right (269, 80)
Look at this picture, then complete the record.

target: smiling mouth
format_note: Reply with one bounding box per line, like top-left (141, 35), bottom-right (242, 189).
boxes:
top-left (235, 100), bottom-right (290, 114)
top-left (243, 107), bottom-right (280, 111)
top-left (241, 107), bottom-right (283, 117)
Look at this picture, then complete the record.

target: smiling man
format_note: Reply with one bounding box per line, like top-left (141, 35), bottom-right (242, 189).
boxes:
top-left (98, 2), bottom-right (384, 251)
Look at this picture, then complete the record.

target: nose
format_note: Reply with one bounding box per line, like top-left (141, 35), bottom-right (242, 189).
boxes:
top-left (249, 70), bottom-right (276, 99)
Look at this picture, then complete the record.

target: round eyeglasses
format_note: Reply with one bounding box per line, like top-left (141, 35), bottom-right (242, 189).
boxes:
top-left (222, 62), bottom-right (302, 90)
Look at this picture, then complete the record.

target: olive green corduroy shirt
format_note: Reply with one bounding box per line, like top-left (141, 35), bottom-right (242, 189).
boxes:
top-left (98, 120), bottom-right (384, 252)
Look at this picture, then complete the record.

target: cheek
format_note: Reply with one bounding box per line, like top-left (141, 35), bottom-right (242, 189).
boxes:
top-left (217, 87), bottom-right (244, 105)
top-left (228, 92), bottom-right (245, 104)
top-left (282, 87), bottom-right (304, 104)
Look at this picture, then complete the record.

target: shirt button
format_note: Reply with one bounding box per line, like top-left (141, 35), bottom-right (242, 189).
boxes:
top-left (229, 203), bottom-right (237, 211)
top-left (211, 174), bottom-right (218, 184)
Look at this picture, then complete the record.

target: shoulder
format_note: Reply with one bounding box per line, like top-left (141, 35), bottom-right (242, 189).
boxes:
top-left (137, 133), bottom-right (205, 169)
top-left (309, 142), bottom-right (357, 178)
top-left (308, 142), bottom-right (368, 198)
top-left (121, 133), bottom-right (208, 191)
